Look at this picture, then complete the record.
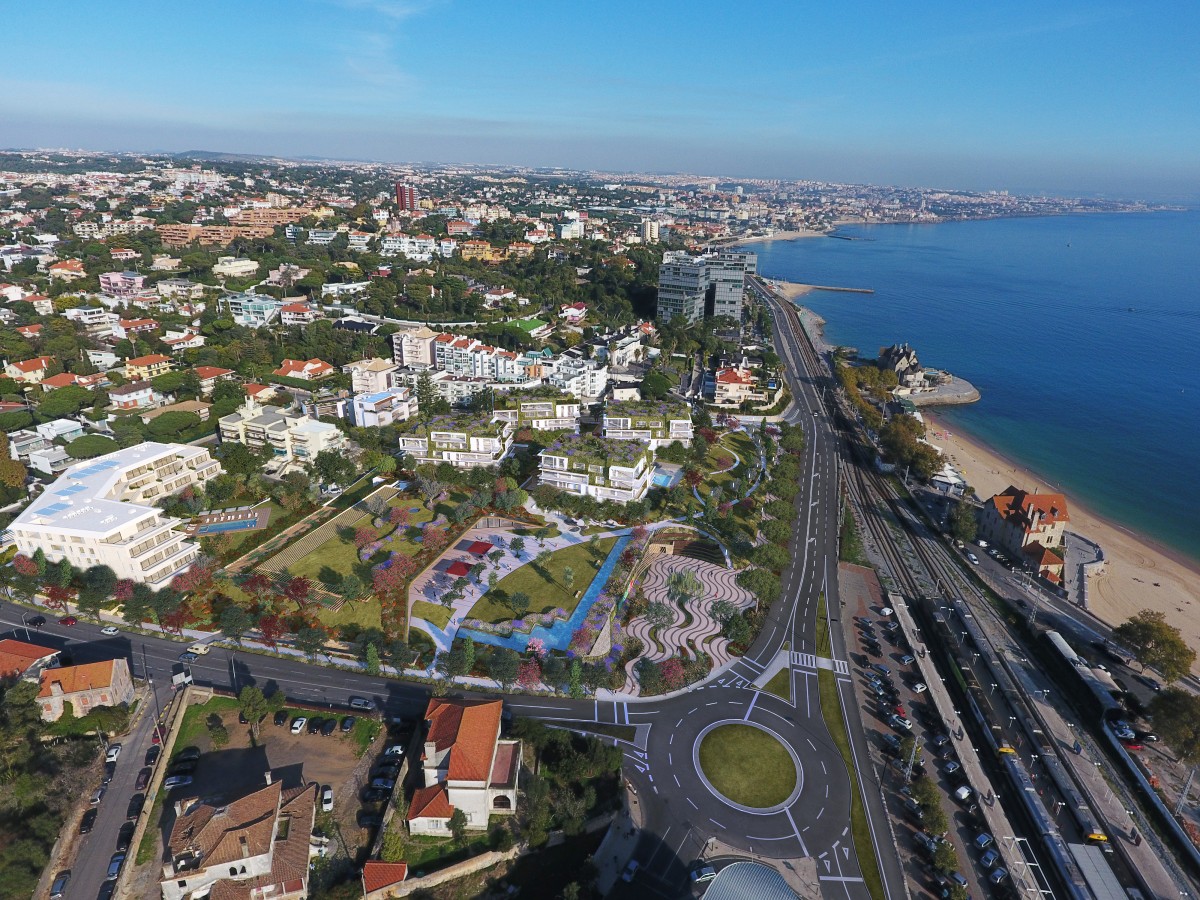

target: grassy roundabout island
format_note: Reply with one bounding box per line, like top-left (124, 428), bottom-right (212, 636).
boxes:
top-left (698, 723), bottom-right (797, 808)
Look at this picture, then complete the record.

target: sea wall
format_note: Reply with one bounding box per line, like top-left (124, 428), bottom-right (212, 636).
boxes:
top-left (903, 376), bottom-right (980, 407)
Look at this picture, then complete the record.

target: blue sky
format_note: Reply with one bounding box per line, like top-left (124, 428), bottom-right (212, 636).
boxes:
top-left (3, 1), bottom-right (1198, 197)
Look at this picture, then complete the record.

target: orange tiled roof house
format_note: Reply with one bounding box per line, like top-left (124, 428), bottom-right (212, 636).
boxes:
top-left (978, 486), bottom-right (1070, 584)
top-left (405, 698), bottom-right (520, 836)
top-left (38, 659), bottom-right (134, 722)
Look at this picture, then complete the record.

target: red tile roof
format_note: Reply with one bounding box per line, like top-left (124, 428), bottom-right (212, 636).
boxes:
top-left (406, 784), bottom-right (453, 821)
top-left (0, 639), bottom-right (59, 679)
top-left (362, 860), bottom-right (409, 892)
top-left (988, 486), bottom-right (1070, 532)
top-left (423, 698), bottom-right (502, 783)
top-left (193, 366), bottom-right (234, 380)
top-left (37, 660), bottom-right (119, 697)
top-left (127, 353), bottom-right (171, 366)
top-left (9, 355), bottom-right (53, 373)
top-left (40, 372), bottom-right (80, 389)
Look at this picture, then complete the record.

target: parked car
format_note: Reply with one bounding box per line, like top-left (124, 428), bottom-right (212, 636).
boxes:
top-left (903, 797), bottom-right (924, 819)
top-left (97, 881), bottom-right (115, 900)
top-left (989, 868), bottom-right (1009, 884)
top-left (690, 865), bottom-right (717, 884)
top-left (50, 871), bottom-right (71, 900)
top-left (321, 718), bottom-right (337, 736)
top-left (175, 746), bottom-right (202, 763)
top-left (90, 787), bottom-right (106, 805)
top-left (899, 654), bottom-right (915, 665)
top-left (102, 761), bottom-right (116, 785)
top-left (621, 860), bottom-right (640, 883)
top-left (135, 767), bottom-right (151, 791)
top-left (370, 778), bottom-right (396, 791)
top-left (361, 788), bottom-right (390, 803)
top-left (871, 664), bottom-right (891, 676)
top-left (169, 760), bottom-right (198, 776)
top-left (979, 849), bottom-right (1001, 869)
top-left (80, 809), bottom-right (97, 834)
top-left (164, 775), bottom-right (194, 790)
top-left (116, 822), bottom-right (135, 853)
top-left (151, 725), bottom-right (166, 744)
top-left (100, 625), bottom-right (119, 636)
top-left (888, 714), bottom-right (913, 731)
top-left (145, 746), bottom-right (161, 766)
top-left (944, 761), bottom-right (962, 776)
top-left (307, 717), bottom-right (324, 735)
top-left (105, 743), bottom-right (122, 763)
top-left (341, 716), bottom-right (356, 733)
top-left (913, 832), bottom-right (938, 854)
top-left (106, 852), bottom-right (125, 880)
top-left (321, 785), bottom-right (334, 812)
top-left (356, 811), bottom-right (382, 828)
top-left (974, 832), bottom-right (994, 850)
top-left (274, 710), bottom-right (289, 727)
top-left (126, 793), bottom-right (145, 819)
top-left (912, 682), bottom-right (928, 693)
top-left (291, 716), bottom-right (308, 734)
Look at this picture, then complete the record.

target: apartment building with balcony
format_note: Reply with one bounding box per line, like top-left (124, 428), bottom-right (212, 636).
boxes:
top-left (602, 398), bottom-right (693, 450)
top-left (7, 443), bottom-right (220, 588)
top-left (218, 400), bottom-right (347, 466)
top-left (98, 271), bottom-right (148, 299)
top-left (492, 390), bottom-right (581, 432)
top-left (349, 386), bottom-right (417, 428)
top-left (344, 357), bottom-right (401, 394)
top-left (538, 433), bottom-right (652, 503)
top-left (220, 293), bottom-right (282, 328)
top-left (397, 414), bottom-right (512, 468)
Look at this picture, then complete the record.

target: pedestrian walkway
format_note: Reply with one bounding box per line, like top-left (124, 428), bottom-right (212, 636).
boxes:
top-left (790, 651), bottom-right (849, 674)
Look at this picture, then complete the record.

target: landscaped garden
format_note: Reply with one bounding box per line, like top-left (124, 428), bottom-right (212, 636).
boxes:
top-left (465, 537), bottom-right (616, 625)
top-left (697, 723), bottom-right (797, 808)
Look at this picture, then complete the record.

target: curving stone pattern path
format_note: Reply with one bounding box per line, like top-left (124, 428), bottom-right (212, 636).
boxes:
top-left (621, 556), bottom-right (756, 695)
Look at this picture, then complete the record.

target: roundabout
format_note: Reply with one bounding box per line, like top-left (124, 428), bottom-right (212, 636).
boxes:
top-left (695, 720), bottom-right (802, 813)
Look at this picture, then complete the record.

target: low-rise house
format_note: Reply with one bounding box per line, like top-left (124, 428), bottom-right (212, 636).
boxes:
top-left (602, 398), bottom-right (693, 450)
top-left (267, 264), bottom-right (310, 286)
top-left (349, 386), bottom-right (417, 428)
top-left (280, 302), bottom-right (320, 327)
top-left (16, 323), bottom-right (42, 340)
top-left (109, 380), bottom-right (165, 411)
top-left (193, 365), bottom-right (236, 395)
top-left (361, 862), bottom-right (408, 898)
top-left (306, 229), bottom-right (338, 245)
top-left (320, 281), bottom-right (369, 299)
top-left (110, 248), bottom-right (139, 263)
top-left (36, 419), bottom-right (85, 443)
top-left (559, 302), bottom-right (588, 326)
top-left (538, 432), bottom-right (653, 503)
top-left (29, 446), bottom-right (71, 474)
top-left (38, 659), bottom-right (133, 722)
top-left (8, 428), bottom-right (47, 459)
top-left (212, 256), bottom-right (260, 279)
top-left (710, 366), bottom-right (763, 406)
top-left (273, 358), bottom-right (335, 381)
top-left (162, 329), bottom-right (206, 353)
top-left (126, 353), bottom-right (173, 381)
top-left (62, 305), bottom-right (117, 329)
top-left (397, 414), bottom-right (512, 468)
top-left (221, 292), bottom-right (282, 328)
top-left (406, 699), bottom-right (519, 836)
top-left (161, 779), bottom-right (317, 900)
top-left (112, 317), bottom-right (159, 340)
top-left (156, 277), bottom-right (205, 300)
top-left (979, 486), bottom-right (1070, 585)
top-left (47, 258), bottom-right (87, 281)
top-left (0, 638), bottom-right (61, 680)
top-left (5, 355), bottom-right (55, 383)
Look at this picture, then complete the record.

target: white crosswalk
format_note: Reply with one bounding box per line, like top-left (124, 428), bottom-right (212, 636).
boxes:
top-left (790, 651), bottom-right (848, 675)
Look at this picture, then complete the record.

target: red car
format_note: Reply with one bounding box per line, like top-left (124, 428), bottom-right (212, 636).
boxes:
top-left (1123, 742), bottom-right (1145, 752)
top-left (58, 615), bottom-right (78, 626)
top-left (151, 725), bottom-right (166, 745)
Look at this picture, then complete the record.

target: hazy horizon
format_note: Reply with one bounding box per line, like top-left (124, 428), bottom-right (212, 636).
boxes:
top-left (3, 2), bottom-right (1198, 200)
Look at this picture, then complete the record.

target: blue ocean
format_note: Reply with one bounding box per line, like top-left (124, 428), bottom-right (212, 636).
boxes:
top-left (751, 212), bottom-right (1200, 564)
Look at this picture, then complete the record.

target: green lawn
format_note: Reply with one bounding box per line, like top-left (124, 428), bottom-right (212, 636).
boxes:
top-left (818, 670), bottom-right (885, 900)
top-left (697, 723), bottom-right (796, 808)
top-left (315, 598), bottom-right (382, 631)
top-left (762, 667), bottom-right (792, 702)
top-left (175, 696), bottom-right (240, 751)
top-left (815, 592), bottom-right (832, 657)
top-left (465, 537), bottom-right (616, 625)
top-left (411, 600), bottom-right (452, 630)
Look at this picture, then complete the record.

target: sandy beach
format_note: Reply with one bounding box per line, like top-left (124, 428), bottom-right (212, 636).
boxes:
top-left (925, 413), bottom-right (1200, 672)
top-left (731, 228), bottom-right (828, 246)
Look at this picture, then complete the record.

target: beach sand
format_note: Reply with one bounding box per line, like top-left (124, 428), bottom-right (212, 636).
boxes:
top-left (925, 413), bottom-right (1200, 672)
top-left (769, 280), bottom-right (815, 301)
top-left (732, 228), bottom-right (828, 246)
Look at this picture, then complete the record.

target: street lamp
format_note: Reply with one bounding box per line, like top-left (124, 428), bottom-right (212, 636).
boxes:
top-left (990, 683), bottom-right (999, 697)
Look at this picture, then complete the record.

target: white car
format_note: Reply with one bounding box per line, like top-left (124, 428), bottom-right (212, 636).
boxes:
top-left (105, 744), bottom-right (122, 763)
top-left (321, 785), bottom-right (334, 812)
top-left (912, 682), bottom-right (928, 693)
top-left (100, 625), bottom-right (119, 636)
top-left (187, 643), bottom-right (210, 655)
top-left (967, 552), bottom-right (980, 564)
top-left (291, 717), bottom-right (307, 734)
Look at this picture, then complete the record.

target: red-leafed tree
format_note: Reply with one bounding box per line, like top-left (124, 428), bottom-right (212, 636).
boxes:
top-left (241, 573), bottom-right (274, 603)
top-left (12, 554), bottom-right (38, 577)
top-left (257, 613), bottom-right (287, 649)
top-left (171, 562), bottom-right (215, 598)
top-left (389, 506), bottom-right (411, 527)
top-left (517, 658), bottom-right (543, 689)
top-left (423, 526), bottom-right (448, 555)
top-left (283, 576), bottom-right (312, 606)
top-left (660, 657), bottom-right (685, 690)
top-left (43, 584), bottom-right (75, 611)
top-left (683, 468), bottom-right (703, 488)
top-left (113, 579), bottom-right (135, 602)
top-left (372, 565), bottom-right (407, 601)
top-left (630, 525), bottom-right (649, 546)
top-left (353, 526), bottom-right (377, 549)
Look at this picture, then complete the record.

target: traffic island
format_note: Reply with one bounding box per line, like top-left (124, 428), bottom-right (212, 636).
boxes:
top-left (696, 722), bottom-right (799, 810)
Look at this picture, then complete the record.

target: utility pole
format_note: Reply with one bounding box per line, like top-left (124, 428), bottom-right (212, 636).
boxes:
top-left (1176, 765), bottom-right (1196, 816)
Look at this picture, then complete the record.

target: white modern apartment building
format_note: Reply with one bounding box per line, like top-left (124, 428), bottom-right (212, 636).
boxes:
top-left (546, 356), bottom-right (608, 398)
top-left (493, 392), bottom-right (581, 432)
top-left (391, 325), bottom-right (439, 367)
top-left (212, 256), bottom-right (260, 279)
top-left (218, 400), bottom-right (348, 466)
top-left (220, 293), bottom-right (282, 328)
top-left (397, 414), bottom-right (512, 468)
top-left (380, 234), bottom-right (436, 261)
top-left (343, 357), bottom-right (401, 394)
top-left (349, 386), bottom-right (417, 428)
top-left (602, 399), bottom-right (693, 450)
top-left (538, 433), bottom-right (652, 503)
top-left (7, 443), bottom-right (220, 588)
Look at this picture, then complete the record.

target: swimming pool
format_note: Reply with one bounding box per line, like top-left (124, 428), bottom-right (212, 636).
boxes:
top-left (651, 472), bottom-right (674, 488)
top-left (196, 518), bottom-right (262, 534)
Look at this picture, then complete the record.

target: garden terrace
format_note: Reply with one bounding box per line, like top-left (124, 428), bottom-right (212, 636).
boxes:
top-left (539, 433), bottom-right (650, 475)
top-left (603, 397), bottom-right (691, 427)
top-left (397, 413), bottom-right (506, 440)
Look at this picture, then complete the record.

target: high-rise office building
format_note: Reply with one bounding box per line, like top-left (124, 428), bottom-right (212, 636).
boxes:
top-left (655, 249), bottom-right (757, 324)
top-left (395, 181), bottom-right (419, 211)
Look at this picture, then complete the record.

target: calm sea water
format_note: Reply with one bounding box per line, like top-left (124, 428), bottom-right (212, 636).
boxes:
top-left (751, 212), bottom-right (1200, 563)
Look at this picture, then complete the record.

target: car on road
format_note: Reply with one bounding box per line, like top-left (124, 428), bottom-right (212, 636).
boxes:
top-left (145, 746), bottom-right (161, 766)
top-left (58, 615), bottom-right (78, 626)
top-left (50, 871), bottom-right (71, 899)
top-left (80, 808), bottom-right (97, 834)
top-left (690, 865), bottom-right (717, 884)
top-left (102, 761), bottom-right (116, 785)
top-left (979, 849), bottom-right (1000, 869)
top-left (178, 651), bottom-right (198, 663)
top-left (100, 625), bottom-right (119, 636)
top-left (105, 743), bottom-right (122, 763)
top-left (341, 716), bottom-right (356, 733)
top-left (321, 785), bottom-right (334, 812)
top-left (106, 852), bottom-right (125, 880)
top-left (274, 710), bottom-right (289, 727)
top-left (90, 787), bottom-right (106, 805)
top-left (186, 643), bottom-right (210, 655)
top-left (116, 822), bottom-right (135, 853)
top-left (349, 696), bottom-right (376, 711)
top-left (28, 615), bottom-right (46, 628)
top-left (621, 860), bottom-right (640, 883)
top-left (321, 718), bottom-right (338, 736)
top-left (96, 881), bottom-right (115, 900)
top-left (126, 793), bottom-right (145, 819)
top-left (1144, 677), bottom-right (1161, 691)
top-left (291, 716), bottom-right (307, 734)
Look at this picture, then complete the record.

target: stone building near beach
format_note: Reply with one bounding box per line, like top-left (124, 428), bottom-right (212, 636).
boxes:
top-left (978, 486), bottom-right (1070, 584)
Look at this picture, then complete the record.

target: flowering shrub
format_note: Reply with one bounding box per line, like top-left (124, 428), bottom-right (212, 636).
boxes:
top-left (527, 637), bottom-right (547, 658)
top-left (12, 554), bottom-right (37, 577)
top-left (517, 658), bottom-right (542, 689)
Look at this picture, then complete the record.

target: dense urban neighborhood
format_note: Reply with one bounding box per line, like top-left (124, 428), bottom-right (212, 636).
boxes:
top-left (0, 150), bottom-right (1194, 900)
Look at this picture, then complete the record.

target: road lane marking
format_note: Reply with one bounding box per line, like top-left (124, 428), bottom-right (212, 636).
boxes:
top-left (743, 691), bottom-right (759, 720)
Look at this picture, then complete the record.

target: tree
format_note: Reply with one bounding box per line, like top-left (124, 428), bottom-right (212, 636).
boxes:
top-left (752, 543), bottom-right (789, 574)
top-left (509, 536), bottom-right (526, 558)
top-left (666, 569), bottom-right (702, 606)
top-left (217, 441), bottom-right (268, 478)
top-left (1112, 609), bottom-right (1196, 682)
top-left (365, 643), bottom-right (382, 676)
top-left (448, 808), bottom-right (468, 846)
top-left (415, 473), bottom-right (445, 510)
top-left (562, 565), bottom-right (575, 592)
top-left (509, 591), bottom-right (531, 618)
top-left (310, 449), bottom-right (357, 487)
top-left (1148, 688), bottom-right (1200, 765)
top-left (488, 648), bottom-right (520, 687)
top-left (238, 686), bottom-right (270, 739)
top-left (933, 841), bottom-right (958, 874)
top-left (220, 604), bottom-right (252, 644)
top-left (644, 601), bottom-right (675, 630)
top-left (0, 439), bottom-right (27, 489)
top-left (948, 501), bottom-right (977, 543)
top-left (146, 411), bottom-right (202, 440)
top-left (295, 626), bottom-right (327, 659)
top-left (66, 434), bottom-right (120, 459)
